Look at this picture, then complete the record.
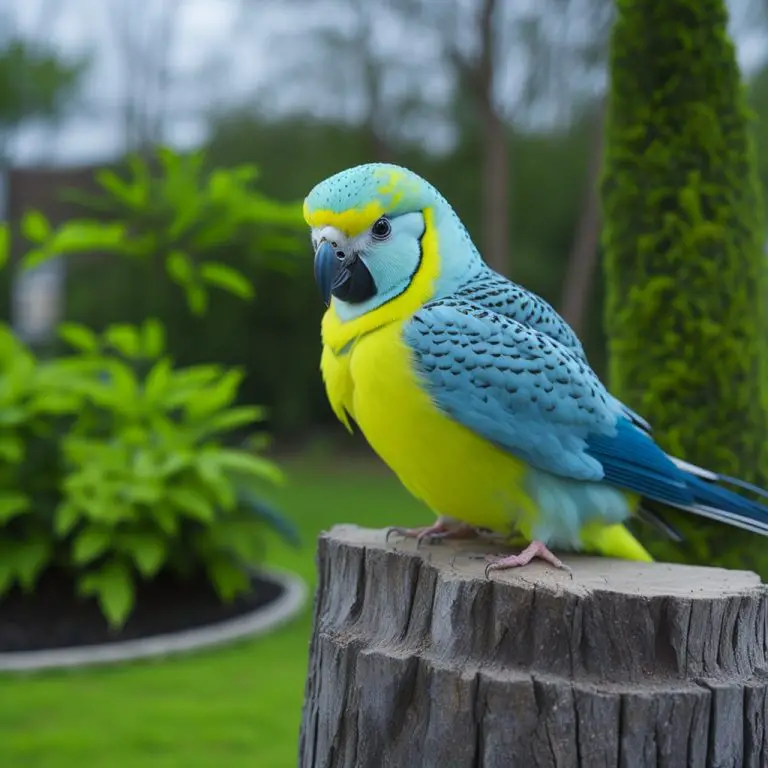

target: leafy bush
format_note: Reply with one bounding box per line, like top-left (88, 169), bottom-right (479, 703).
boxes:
top-left (0, 148), bottom-right (302, 628)
top-left (25, 147), bottom-right (304, 317)
top-left (601, 0), bottom-right (768, 574)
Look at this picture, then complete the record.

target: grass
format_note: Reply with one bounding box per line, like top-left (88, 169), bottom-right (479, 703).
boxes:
top-left (0, 455), bottom-right (428, 768)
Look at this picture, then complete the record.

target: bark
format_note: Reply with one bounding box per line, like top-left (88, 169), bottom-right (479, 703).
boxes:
top-left (477, 0), bottom-right (510, 276)
top-left (560, 100), bottom-right (605, 335)
top-left (356, 3), bottom-right (393, 163)
top-left (299, 524), bottom-right (768, 767)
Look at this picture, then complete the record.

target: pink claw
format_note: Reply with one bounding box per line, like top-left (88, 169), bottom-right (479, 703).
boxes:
top-left (386, 520), bottom-right (478, 546)
top-left (484, 540), bottom-right (570, 577)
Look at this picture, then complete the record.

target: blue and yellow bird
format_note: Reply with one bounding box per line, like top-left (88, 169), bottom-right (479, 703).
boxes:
top-left (304, 162), bottom-right (768, 573)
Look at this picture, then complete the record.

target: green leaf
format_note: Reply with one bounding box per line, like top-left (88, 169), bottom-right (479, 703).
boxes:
top-left (191, 406), bottom-right (265, 439)
top-left (167, 365), bottom-right (222, 392)
top-left (21, 209), bottom-right (51, 243)
top-left (98, 359), bottom-right (139, 406)
top-left (186, 284), bottom-right (208, 316)
top-left (166, 250), bottom-right (195, 286)
top-left (104, 323), bottom-right (141, 358)
top-left (23, 221), bottom-right (126, 269)
top-left (186, 369), bottom-right (244, 418)
top-left (95, 168), bottom-right (145, 209)
top-left (20, 247), bottom-right (50, 269)
top-left (125, 479), bottom-right (163, 506)
top-left (158, 452), bottom-right (192, 477)
top-left (153, 504), bottom-right (180, 535)
top-left (14, 537), bottom-right (51, 592)
top-left (167, 487), bottom-right (215, 522)
top-left (0, 537), bottom-right (53, 593)
top-left (58, 321), bottom-right (99, 353)
top-left (157, 145), bottom-right (183, 176)
top-left (0, 493), bottom-right (30, 524)
top-left (125, 154), bottom-right (151, 206)
top-left (168, 198), bottom-right (201, 240)
top-left (55, 501), bottom-right (82, 537)
top-left (204, 555), bottom-right (250, 602)
top-left (214, 449), bottom-right (286, 486)
top-left (78, 560), bottom-right (135, 628)
top-left (118, 532), bottom-right (167, 578)
top-left (0, 222), bottom-right (9, 271)
top-left (141, 318), bottom-right (165, 358)
top-left (72, 527), bottom-right (112, 564)
top-left (195, 454), bottom-right (237, 510)
top-left (199, 262), bottom-right (255, 301)
top-left (144, 357), bottom-right (172, 403)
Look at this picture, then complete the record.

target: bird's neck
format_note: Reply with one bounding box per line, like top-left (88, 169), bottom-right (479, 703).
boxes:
top-left (429, 207), bottom-right (485, 299)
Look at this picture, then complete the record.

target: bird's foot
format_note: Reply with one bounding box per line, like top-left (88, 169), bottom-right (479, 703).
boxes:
top-left (483, 540), bottom-right (570, 577)
top-left (386, 519), bottom-right (479, 547)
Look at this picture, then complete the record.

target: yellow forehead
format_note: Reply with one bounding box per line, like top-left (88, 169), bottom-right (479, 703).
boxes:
top-left (302, 200), bottom-right (385, 238)
top-left (303, 166), bottom-right (425, 237)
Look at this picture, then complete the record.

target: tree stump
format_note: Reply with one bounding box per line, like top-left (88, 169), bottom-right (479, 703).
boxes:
top-left (299, 524), bottom-right (768, 768)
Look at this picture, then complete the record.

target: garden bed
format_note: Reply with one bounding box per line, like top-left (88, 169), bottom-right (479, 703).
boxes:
top-left (0, 567), bottom-right (307, 671)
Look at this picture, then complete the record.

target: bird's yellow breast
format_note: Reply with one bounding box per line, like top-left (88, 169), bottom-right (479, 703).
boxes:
top-left (321, 319), bottom-right (536, 534)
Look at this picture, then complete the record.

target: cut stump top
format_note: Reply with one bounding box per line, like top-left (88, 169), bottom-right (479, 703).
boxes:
top-left (332, 524), bottom-right (762, 599)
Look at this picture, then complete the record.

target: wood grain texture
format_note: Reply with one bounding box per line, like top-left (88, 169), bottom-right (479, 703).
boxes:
top-left (299, 525), bottom-right (768, 767)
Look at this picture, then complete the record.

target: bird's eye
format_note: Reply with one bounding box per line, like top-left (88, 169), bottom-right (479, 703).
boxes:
top-left (371, 217), bottom-right (391, 240)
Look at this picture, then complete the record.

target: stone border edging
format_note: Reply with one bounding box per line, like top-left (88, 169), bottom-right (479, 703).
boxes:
top-left (0, 568), bottom-right (308, 673)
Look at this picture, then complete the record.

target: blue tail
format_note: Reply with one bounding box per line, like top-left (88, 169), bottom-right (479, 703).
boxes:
top-left (586, 417), bottom-right (768, 537)
top-left (678, 473), bottom-right (768, 536)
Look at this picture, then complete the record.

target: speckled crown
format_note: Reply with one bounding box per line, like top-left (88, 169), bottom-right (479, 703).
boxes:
top-left (303, 163), bottom-right (440, 236)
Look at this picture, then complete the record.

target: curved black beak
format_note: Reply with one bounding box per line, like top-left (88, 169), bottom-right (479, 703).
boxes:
top-left (313, 241), bottom-right (376, 306)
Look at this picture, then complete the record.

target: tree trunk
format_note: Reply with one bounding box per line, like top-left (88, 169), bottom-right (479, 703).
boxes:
top-left (299, 525), bottom-right (768, 767)
top-left (477, 0), bottom-right (509, 276)
top-left (482, 107), bottom-right (509, 276)
top-left (559, 99), bottom-right (605, 335)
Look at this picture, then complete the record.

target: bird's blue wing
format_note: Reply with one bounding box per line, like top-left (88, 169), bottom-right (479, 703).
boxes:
top-left (404, 299), bottom-right (692, 505)
top-left (454, 270), bottom-right (588, 360)
top-left (454, 271), bottom-right (652, 434)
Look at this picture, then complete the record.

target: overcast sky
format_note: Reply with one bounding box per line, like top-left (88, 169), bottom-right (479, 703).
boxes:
top-left (5, 0), bottom-right (768, 167)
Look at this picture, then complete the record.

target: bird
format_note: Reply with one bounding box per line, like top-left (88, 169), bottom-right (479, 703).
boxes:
top-left (304, 162), bottom-right (768, 574)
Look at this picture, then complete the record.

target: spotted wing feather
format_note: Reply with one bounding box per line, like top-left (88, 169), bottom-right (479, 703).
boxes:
top-left (404, 298), bottom-right (618, 481)
top-left (454, 271), bottom-right (587, 359)
top-left (455, 271), bottom-right (652, 434)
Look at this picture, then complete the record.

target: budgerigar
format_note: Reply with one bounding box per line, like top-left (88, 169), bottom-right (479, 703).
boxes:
top-left (305, 162), bottom-right (768, 573)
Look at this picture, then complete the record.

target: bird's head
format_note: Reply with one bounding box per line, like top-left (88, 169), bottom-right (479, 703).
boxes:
top-left (304, 163), bottom-right (483, 341)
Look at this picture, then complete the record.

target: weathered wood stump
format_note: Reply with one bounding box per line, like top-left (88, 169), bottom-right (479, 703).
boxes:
top-left (299, 525), bottom-right (768, 768)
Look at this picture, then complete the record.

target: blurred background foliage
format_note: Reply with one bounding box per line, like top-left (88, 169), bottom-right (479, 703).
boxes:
top-left (0, 0), bottom-right (767, 476)
top-left (2, 0), bottom-right (768, 763)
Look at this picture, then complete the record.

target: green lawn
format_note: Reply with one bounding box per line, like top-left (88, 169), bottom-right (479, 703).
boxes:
top-left (0, 456), bottom-right (428, 768)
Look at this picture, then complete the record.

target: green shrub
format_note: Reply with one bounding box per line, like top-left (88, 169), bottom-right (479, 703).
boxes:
top-left (601, 0), bottom-right (768, 573)
top-left (0, 149), bottom-right (302, 628)
top-left (27, 147), bottom-right (304, 318)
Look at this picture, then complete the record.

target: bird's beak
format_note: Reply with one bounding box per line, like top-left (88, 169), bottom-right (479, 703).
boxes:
top-left (313, 241), bottom-right (376, 306)
top-left (314, 241), bottom-right (338, 306)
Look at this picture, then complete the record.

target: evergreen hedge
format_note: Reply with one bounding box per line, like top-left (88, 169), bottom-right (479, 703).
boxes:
top-left (601, 0), bottom-right (768, 573)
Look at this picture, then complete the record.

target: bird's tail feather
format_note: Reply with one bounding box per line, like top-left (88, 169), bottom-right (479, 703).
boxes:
top-left (665, 457), bottom-right (768, 536)
top-left (669, 455), bottom-right (768, 502)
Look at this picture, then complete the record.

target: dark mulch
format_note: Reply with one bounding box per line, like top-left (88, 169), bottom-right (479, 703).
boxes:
top-left (0, 568), bottom-right (283, 653)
